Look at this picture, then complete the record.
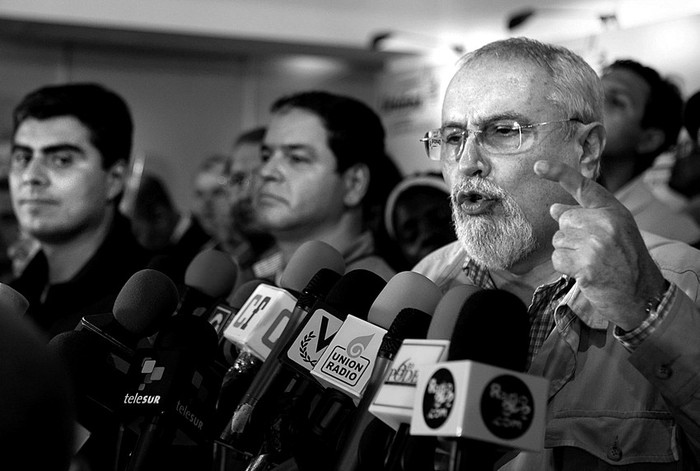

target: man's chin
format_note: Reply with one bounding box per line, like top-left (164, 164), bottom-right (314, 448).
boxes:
top-left (455, 221), bottom-right (538, 271)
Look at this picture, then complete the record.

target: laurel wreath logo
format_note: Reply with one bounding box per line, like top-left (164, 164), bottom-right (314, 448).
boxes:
top-left (299, 332), bottom-right (317, 366)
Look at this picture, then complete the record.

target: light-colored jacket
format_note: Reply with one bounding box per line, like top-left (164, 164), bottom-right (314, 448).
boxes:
top-left (413, 233), bottom-right (700, 469)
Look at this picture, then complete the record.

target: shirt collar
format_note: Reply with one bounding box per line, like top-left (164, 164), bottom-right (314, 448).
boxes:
top-left (462, 256), bottom-right (610, 330)
top-left (340, 231), bottom-right (376, 266)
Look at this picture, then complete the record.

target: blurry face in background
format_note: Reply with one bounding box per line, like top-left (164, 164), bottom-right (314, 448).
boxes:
top-left (191, 159), bottom-right (230, 239)
top-left (601, 67), bottom-right (650, 161)
top-left (228, 140), bottom-right (263, 234)
top-left (130, 207), bottom-right (176, 251)
top-left (393, 188), bottom-right (456, 266)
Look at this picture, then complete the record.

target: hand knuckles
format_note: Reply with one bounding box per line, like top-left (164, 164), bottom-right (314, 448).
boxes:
top-left (557, 209), bottom-right (576, 227)
top-left (552, 231), bottom-right (565, 246)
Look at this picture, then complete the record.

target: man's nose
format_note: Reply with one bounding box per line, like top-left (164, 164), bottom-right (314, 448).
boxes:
top-left (20, 156), bottom-right (50, 185)
top-left (258, 152), bottom-right (284, 180)
top-left (457, 136), bottom-right (490, 177)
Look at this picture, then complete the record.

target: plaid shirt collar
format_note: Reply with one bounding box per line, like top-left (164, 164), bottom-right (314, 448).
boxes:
top-left (462, 258), bottom-right (497, 290)
top-left (462, 257), bottom-right (610, 331)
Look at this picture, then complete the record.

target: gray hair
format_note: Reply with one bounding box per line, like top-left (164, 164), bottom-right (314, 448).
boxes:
top-left (456, 37), bottom-right (604, 127)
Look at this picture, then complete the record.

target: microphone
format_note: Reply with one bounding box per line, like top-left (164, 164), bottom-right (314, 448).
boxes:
top-left (209, 280), bottom-right (268, 341)
top-left (298, 272), bottom-right (440, 470)
top-left (370, 284), bottom-right (482, 430)
top-left (214, 279), bottom-right (270, 366)
top-left (358, 272), bottom-right (441, 399)
top-left (281, 269), bottom-right (388, 378)
top-left (332, 272), bottom-right (441, 471)
top-left (214, 270), bottom-right (385, 471)
top-left (279, 269), bottom-right (388, 470)
top-left (336, 309), bottom-right (433, 471)
top-left (54, 269), bottom-right (180, 413)
top-left (214, 280), bottom-right (276, 432)
top-left (122, 310), bottom-right (221, 470)
top-left (410, 289), bottom-right (549, 470)
top-left (0, 310), bottom-right (74, 471)
top-left (219, 241), bottom-right (345, 445)
top-left (48, 269), bottom-right (180, 469)
top-left (223, 281), bottom-right (298, 361)
top-left (371, 284), bottom-right (481, 471)
top-left (173, 249), bottom-right (239, 318)
top-left (76, 268), bottom-right (180, 358)
top-left (0, 282), bottom-right (29, 317)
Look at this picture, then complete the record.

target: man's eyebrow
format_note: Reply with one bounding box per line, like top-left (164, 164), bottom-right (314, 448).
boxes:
top-left (443, 112), bottom-right (528, 128)
top-left (41, 144), bottom-right (85, 155)
top-left (11, 143), bottom-right (85, 155)
top-left (262, 143), bottom-right (316, 154)
top-left (10, 143), bottom-right (32, 153)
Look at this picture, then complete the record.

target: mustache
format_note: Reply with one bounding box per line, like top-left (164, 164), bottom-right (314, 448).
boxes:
top-left (451, 178), bottom-right (507, 203)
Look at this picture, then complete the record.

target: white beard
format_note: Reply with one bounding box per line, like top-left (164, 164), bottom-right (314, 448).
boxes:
top-left (451, 178), bottom-right (538, 270)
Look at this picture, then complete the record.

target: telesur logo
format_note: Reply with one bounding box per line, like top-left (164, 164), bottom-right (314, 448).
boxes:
top-left (123, 358), bottom-right (164, 405)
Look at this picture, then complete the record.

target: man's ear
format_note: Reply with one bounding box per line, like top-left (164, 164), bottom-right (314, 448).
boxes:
top-left (341, 163), bottom-right (370, 207)
top-left (106, 160), bottom-right (126, 202)
top-left (635, 127), bottom-right (665, 155)
top-left (578, 122), bottom-right (606, 179)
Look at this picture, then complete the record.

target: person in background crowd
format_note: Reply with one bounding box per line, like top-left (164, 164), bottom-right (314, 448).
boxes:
top-left (600, 59), bottom-right (700, 244)
top-left (383, 172), bottom-right (456, 269)
top-left (665, 89), bottom-right (700, 231)
top-left (414, 37), bottom-right (700, 469)
top-left (221, 127), bottom-right (276, 275)
top-left (0, 176), bottom-right (22, 282)
top-left (9, 83), bottom-right (150, 338)
top-left (130, 172), bottom-right (212, 287)
top-left (250, 91), bottom-right (400, 282)
top-left (191, 153), bottom-right (231, 244)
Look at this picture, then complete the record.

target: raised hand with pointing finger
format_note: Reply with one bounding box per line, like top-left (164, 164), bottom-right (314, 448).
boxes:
top-left (534, 159), bottom-right (668, 331)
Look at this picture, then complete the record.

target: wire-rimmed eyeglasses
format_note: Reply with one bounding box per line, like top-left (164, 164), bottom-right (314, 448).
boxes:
top-left (420, 119), bottom-right (580, 161)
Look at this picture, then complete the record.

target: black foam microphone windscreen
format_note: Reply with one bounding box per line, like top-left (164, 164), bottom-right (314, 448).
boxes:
top-left (447, 289), bottom-right (529, 372)
top-left (444, 289), bottom-right (530, 471)
top-left (175, 249), bottom-right (239, 317)
top-left (2, 314), bottom-right (74, 471)
top-left (0, 282), bottom-right (29, 317)
top-left (113, 268), bottom-right (181, 336)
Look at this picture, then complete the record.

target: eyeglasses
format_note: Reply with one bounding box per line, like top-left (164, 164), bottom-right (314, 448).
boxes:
top-left (420, 119), bottom-right (580, 162)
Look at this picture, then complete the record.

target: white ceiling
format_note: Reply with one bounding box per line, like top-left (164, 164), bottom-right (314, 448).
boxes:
top-left (0, 0), bottom-right (699, 59)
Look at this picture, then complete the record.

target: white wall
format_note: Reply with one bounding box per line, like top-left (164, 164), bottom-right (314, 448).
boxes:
top-left (564, 14), bottom-right (700, 96)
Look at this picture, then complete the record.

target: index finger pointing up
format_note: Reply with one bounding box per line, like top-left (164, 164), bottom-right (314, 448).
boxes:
top-left (534, 159), bottom-right (615, 209)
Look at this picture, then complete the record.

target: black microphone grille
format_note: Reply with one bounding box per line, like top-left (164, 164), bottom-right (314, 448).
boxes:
top-left (324, 269), bottom-right (387, 321)
top-left (113, 269), bottom-right (180, 336)
top-left (448, 289), bottom-right (529, 372)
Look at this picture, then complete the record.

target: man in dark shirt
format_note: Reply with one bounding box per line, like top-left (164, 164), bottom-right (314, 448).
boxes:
top-left (9, 83), bottom-right (150, 339)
